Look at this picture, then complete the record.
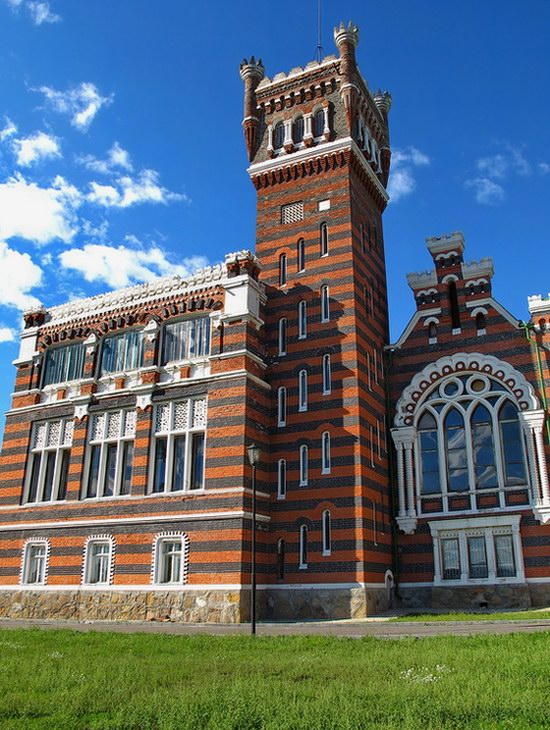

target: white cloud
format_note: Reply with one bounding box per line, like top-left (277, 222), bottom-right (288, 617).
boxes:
top-left (538, 162), bottom-right (550, 175)
top-left (13, 131), bottom-right (61, 166)
top-left (388, 146), bottom-right (430, 202)
top-left (36, 82), bottom-right (112, 131)
top-left (59, 243), bottom-right (208, 289)
top-left (0, 173), bottom-right (81, 244)
top-left (0, 117), bottom-right (17, 142)
top-left (78, 142), bottom-right (133, 174)
top-left (476, 154), bottom-right (508, 180)
top-left (464, 177), bottom-right (505, 205)
top-left (0, 326), bottom-right (17, 342)
top-left (27, 1), bottom-right (60, 24)
top-left (0, 240), bottom-right (42, 310)
top-left (87, 169), bottom-right (187, 208)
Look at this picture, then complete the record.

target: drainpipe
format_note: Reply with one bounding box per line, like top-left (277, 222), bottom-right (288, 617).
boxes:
top-left (519, 321), bottom-right (550, 445)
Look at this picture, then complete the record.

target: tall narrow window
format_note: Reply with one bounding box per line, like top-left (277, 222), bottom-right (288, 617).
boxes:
top-left (298, 370), bottom-right (308, 412)
top-left (322, 431), bottom-right (331, 473)
top-left (277, 538), bottom-right (285, 579)
top-left (448, 281), bottom-right (461, 330)
top-left (467, 536), bottom-right (488, 578)
top-left (21, 541), bottom-right (48, 585)
top-left (313, 108), bottom-right (325, 137)
top-left (322, 354), bottom-right (331, 395)
top-left (322, 510), bottom-right (331, 555)
top-left (320, 285), bottom-right (330, 322)
top-left (299, 525), bottom-right (308, 568)
top-left (320, 222), bottom-right (329, 256)
top-left (26, 419), bottom-right (73, 503)
top-left (498, 402), bottom-right (527, 486)
top-left (298, 300), bottom-right (307, 339)
top-left (444, 408), bottom-right (468, 492)
top-left (297, 238), bottom-right (305, 272)
top-left (84, 538), bottom-right (113, 585)
top-left (273, 121), bottom-right (284, 149)
top-left (418, 412), bottom-right (441, 494)
top-left (277, 459), bottom-right (287, 499)
top-left (277, 387), bottom-right (287, 427)
top-left (154, 535), bottom-right (188, 585)
top-left (85, 410), bottom-right (136, 498)
top-left (278, 318), bottom-right (287, 356)
top-left (471, 404), bottom-right (498, 489)
top-left (299, 445), bottom-right (308, 486)
top-left (441, 537), bottom-right (461, 580)
top-left (494, 534), bottom-right (516, 577)
top-left (293, 116), bottom-right (304, 143)
top-left (476, 312), bottom-right (486, 335)
top-left (279, 253), bottom-right (287, 286)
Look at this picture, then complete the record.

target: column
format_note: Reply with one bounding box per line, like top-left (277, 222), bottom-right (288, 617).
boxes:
top-left (391, 426), bottom-right (418, 534)
top-left (520, 409), bottom-right (550, 523)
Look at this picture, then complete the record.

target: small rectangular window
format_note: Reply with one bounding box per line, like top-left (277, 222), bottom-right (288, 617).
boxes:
top-left (281, 201), bottom-right (304, 225)
top-left (155, 536), bottom-right (187, 585)
top-left (467, 536), bottom-right (488, 579)
top-left (85, 540), bottom-right (112, 585)
top-left (494, 535), bottom-right (516, 577)
top-left (441, 538), bottom-right (461, 580)
top-left (22, 542), bottom-right (48, 585)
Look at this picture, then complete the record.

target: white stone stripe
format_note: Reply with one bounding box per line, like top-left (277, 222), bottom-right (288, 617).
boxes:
top-left (0, 581), bottom-right (387, 592)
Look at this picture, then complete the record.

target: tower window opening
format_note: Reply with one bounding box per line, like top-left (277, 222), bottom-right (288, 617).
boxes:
top-left (279, 253), bottom-right (287, 286)
top-left (313, 108), bottom-right (325, 138)
top-left (476, 312), bottom-right (487, 335)
top-left (274, 121), bottom-right (285, 149)
top-left (320, 285), bottom-right (330, 322)
top-left (293, 116), bottom-right (304, 144)
top-left (428, 322), bottom-right (437, 343)
top-left (297, 238), bottom-right (305, 272)
top-left (322, 510), bottom-right (331, 555)
top-left (320, 222), bottom-right (329, 256)
top-left (278, 318), bottom-right (287, 356)
top-left (299, 525), bottom-right (308, 568)
top-left (448, 281), bottom-right (461, 330)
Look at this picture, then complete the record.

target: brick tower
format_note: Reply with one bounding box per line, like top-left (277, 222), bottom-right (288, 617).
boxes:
top-left (241, 22), bottom-right (394, 617)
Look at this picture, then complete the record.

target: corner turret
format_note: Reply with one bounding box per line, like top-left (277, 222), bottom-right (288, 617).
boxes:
top-left (239, 57), bottom-right (265, 161)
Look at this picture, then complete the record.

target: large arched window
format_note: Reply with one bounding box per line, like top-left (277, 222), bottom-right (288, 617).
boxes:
top-left (273, 121), bottom-right (285, 149)
top-left (444, 408), bottom-right (467, 492)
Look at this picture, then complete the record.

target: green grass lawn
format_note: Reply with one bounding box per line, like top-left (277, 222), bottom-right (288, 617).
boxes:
top-left (0, 629), bottom-right (549, 729)
top-left (390, 610), bottom-right (550, 622)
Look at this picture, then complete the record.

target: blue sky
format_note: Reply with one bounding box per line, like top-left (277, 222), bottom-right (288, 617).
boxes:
top-left (0, 0), bottom-right (549, 433)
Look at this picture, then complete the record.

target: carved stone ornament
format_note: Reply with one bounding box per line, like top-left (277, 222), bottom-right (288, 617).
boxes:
top-left (136, 393), bottom-right (153, 411)
top-left (74, 403), bottom-right (89, 421)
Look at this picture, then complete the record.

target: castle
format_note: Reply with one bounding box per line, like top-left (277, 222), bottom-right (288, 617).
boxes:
top-left (0, 23), bottom-right (548, 622)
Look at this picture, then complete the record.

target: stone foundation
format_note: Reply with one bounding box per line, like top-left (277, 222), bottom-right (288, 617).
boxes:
top-left (264, 586), bottom-right (389, 620)
top-left (0, 589), bottom-right (247, 623)
top-left (398, 583), bottom-right (536, 610)
top-left (527, 583), bottom-right (550, 607)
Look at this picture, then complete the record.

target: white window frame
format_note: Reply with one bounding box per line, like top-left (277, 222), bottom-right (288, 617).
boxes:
top-left (278, 318), bottom-right (287, 356)
top-left (322, 431), bottom-right (331, 474)
top-left (160, 316), bottom-right (211, 365)
top-left (322, 353), bottom-right (331, 395)
top-left (277, 387), bottom-right (287, 427)
top-left (322, 510), bottom-right (331, 556)
top-left (429, 515), bottom-right (525, 586)
top-left (277, 459), bottom-right (286, 499)
top-left (152, 533), bottom-right (189, 585)
top-left (299, 444), bottom-right (309, 486)
top-left (298, 369), bottom-right (308, 412)
top-left (150, 399), bottom-right (207, 494)
top-left (98, 328), bottom-right (145, 377)
top-left (84, 409), bottom-right (136, 499)
top-left (298, 300), bottom-right (307, 339)
top-left (299, 525), bottom-right (308, 569)
top-left (82, 535), bottom-right (115, 586)
top-left (20, 539), bottom-right (50, 586)
top-left (320, 285), bottom-right (330, 323)
top-left (25, 418), bottom-right (73, 504)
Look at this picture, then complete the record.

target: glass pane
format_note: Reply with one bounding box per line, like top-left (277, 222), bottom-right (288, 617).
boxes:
top-left (445, 409), bottom-right (463, 427)
top-left (28, 453), bottom-right (41, 502)
top-left (420, 450), bottom-right (439, 472)
top-left (495, 535), bottom-right (516, 577)
top-left (171, 435), bottom-right (186, 491)
top-left (153, 438), bottom-right (167, 493)
top-left (422, 470), bottom-right (441, 494)
top-left (190, 433), bottom-right (205, 490)
top-left (467, 536), bottom-right (488, 578)
top-left (500, 416), bottom-right (527, 486)
top-left (103, 443), bottom-right (117, 497)
top-left (57, 449), bottom-right (70, 500)
top-left (42, 451), bottom-right (56, 501)
top-left (441, 538), bottom-right (460, 580)
top-left (448, 468), bottom-right (469, 491)
top-left (27, 544), bottom-right (46, 583)
top-left (418, 413), bottom-right (437, 430)
top-left (120, 442), bottom-right (134, 495)
top-left (475, 465), bottom-right (498, 489)
top-left (101, 331), bottom-right (144, 375)
top-left (87, 445), bottom-right (101, 498)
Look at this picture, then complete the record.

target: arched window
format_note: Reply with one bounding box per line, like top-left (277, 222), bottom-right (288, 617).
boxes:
top-left (320, 222), bottom-right (329, 256)
top-left (277, 538), bottom-right (285, 579)
top-left (277, 387), bottom-right (287, 427)
top-left (444, 408), bottom-right (468, 492)
top-left (448, 280), bottom-right (461, 329)
top-left (278, 318), bottom-right (287, 356)
top-left (418, 411), bottom-right (441, 494)
top-left (476, 312), bottom-right (486, 335)
top-left (277, 459), bottom-right (286, 498)
top-left (313, 108), bottom-right (325, 138)
top-left (299, 445), bottom-right (308, 486)
top-left (299, 525), bottom-right (308, 568)
top-left (428, 322), bottom-right (437, 343)
top-left (297, 238), bottom-right (305, 272)
top-left (298, 300), bottom-right (307, 339)
top-left (322, 510), bottom-right (331, 555)
top-left (298, 369), bottom-right (308, 412)
top-left (320, 285), bottom-right (330, 322)
top-left (322, 431), bottom-right (331, 473)
top-left (322, 354), bottom-right (331, 394)
top-left (293, 116), bottom-right (304, 143)
top-left (273, 121), bottom-right (285, 149)
top-left (498, 401), bottom-right (527, 486)
top-left (279, 253), bottom-right (287, 286)
top-left (471, 404), bottom-right (498, 489)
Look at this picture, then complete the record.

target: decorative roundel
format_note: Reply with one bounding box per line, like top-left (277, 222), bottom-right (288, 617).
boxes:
top-left (394, 352), bottom-right (539, 427)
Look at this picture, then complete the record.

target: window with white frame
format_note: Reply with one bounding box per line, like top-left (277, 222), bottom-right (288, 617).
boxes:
top-left (431, 516), bottom-right (524, 585)
top-left (320, 285), bottom-right (330, 322)
top-left (153, 533), bottom-right (189, 585)
top-left (42, 342), bottom-right (86, 387)
top-left (26, 418), bottom-right (73, 503)
top-left (277, 387), bottom-right (287, 427)
top-left (297, 238), bottom-right (305, 272)
top-left (86, 410), bottom-right (136, 498)
top-left (277, 459), bottom-right (286, 499)
top-left (161, 317), bottom-right (211, 365)
top-left (299, 444), bottom-right (308, 486)
top-left (299, 525), bottom-right (308, 568)
top-left (83, 537), bottom-right (114, 585)
top-left (21, 540), bottom-right (49, 585)
top-left (298, 369), bottom-right (308, 412)
top-left (273, 121), bottom-right (285, 150)
top-left (293, 116), bottom-right (304, 144)
top-left (278, 318), bottom-right (287, 356)
top-left (320, 222), bottom-right (329, 257)
top-left (322, 353), bottom-right (331, 394)
top-left (151, 399), bottom-right (206, 493)
top-left (322, 431), bottom-right (331, 474)
top-left (298, 300), bottom-right (307, 339)
top-left (322, 510), bottom-right (331, 555)
top-left (313, 108), bottom-right (325, 138)
top-left (416, 374), bottom-right (529, 512)
top-left (99, 330), bottom-right (144, 376)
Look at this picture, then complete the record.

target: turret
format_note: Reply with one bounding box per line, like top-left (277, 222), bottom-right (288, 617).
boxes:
top-left (374, 90), bottom-right (392, 185)
top-left (333, 21), bottom-right (359, 131)
top-left (239, 57), bottom-right (265, 161)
